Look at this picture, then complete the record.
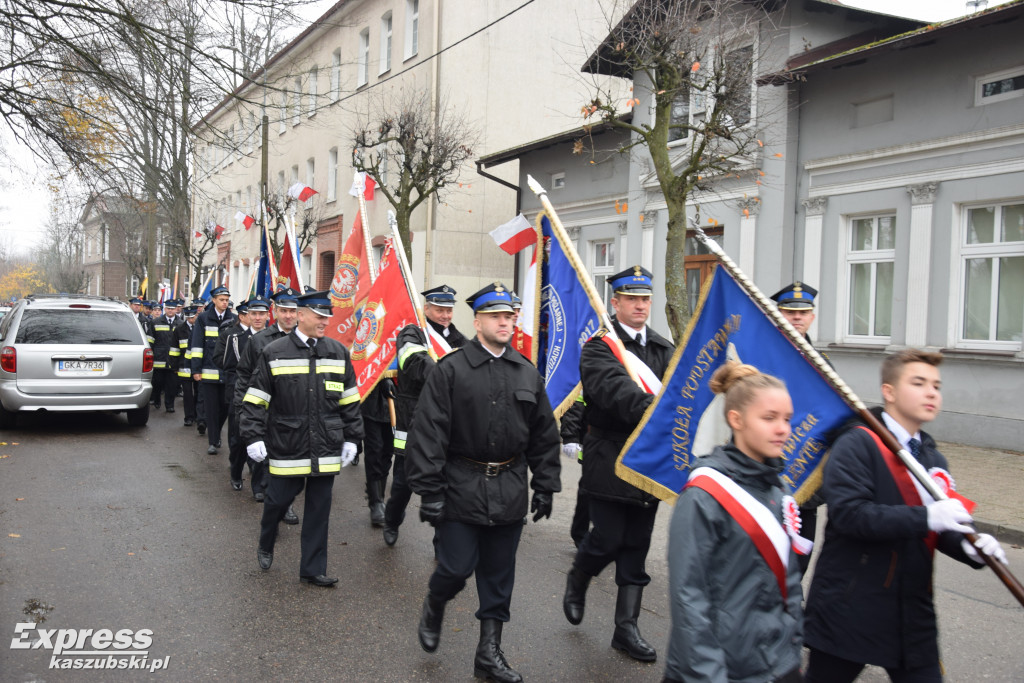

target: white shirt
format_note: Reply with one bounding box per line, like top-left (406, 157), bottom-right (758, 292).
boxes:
top-left (620, 322), bottom-right (646, 346)
top-left (294, 328), bottom-right (314, 346)
top-left (881, 411), bottom-right (922, 457)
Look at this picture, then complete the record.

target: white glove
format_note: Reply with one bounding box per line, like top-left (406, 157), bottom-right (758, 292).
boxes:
top-left (926, 499), bottom-right (973, 534)
top-left (246, 441), bottom-right (267, 463)
top-left (341, 442), bottom-right (358, 467)
top-left (962, 533), bottom-right (1008, 565)
top-left (562, 443), bottom-right (582, 458)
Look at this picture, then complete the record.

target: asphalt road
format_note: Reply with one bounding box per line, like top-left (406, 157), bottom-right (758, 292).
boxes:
top-left (1, 408), bottom-right (1022, 681)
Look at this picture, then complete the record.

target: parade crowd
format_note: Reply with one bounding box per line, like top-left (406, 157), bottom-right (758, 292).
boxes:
top-left (130, 267), bottom-right (1009, 683)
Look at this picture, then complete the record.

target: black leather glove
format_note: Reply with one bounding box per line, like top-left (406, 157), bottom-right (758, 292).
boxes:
top-left (419, 499), bottom-right (445, 527)
top-left (531, 492), bottom-right (553, 522)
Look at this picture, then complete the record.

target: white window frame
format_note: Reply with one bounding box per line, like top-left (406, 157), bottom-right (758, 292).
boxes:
top-left (974, 65), bottom-right (1024, 107)
top-left (306, 158), bottom-right (315, 199)
top-left (551, 172), bottom-right (566, 190)
top-left (842, 213), bottom-right (896, 344)
top-left (290, 165), bottom-right (299, 187)
top-left (331, 49), bottom-right (342, 102)
top-left (404, 0), bottom-right (419, 61)
top-left (591, 239), bottom-right (616, 311)
top-left (357, 28), bottom-right (370, 87)
top-left (327, 148), bottom-right (338, 202)
top-left (292, 77), bottom-right (302, 126)
top-left (380, 12), bottom-right (393, 74)
top-left (307, 67), bottom-right (318, 117)
top-left (278, 92), bottom-right (288, 134)
top-left (954, 200), bottom-right (1024, 351)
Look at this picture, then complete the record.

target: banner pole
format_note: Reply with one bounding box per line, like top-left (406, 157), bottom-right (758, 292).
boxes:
top-left (690, 226), bottom-right (1024, 607)
top-left (388, 211), bottom-right (435, 360)
top-left (358, 192), bottom-right (377, 284)
top-left (526, 175), bottom-right (643, 389)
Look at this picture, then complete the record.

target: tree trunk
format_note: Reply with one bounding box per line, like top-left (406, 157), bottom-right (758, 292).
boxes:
top-left (663, 202), bottom-right (690, 344)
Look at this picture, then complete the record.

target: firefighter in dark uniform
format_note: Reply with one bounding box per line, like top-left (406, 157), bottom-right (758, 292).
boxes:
top-left (562, 265), bottom-right (674, 663)
top-left (407, 283), bottom-right (561, 683)
top-left (241, 290), bottom-right (363, 587)
top-left (361, 379), bottom-right (395, 527)
top-left (172, 304), bottom-right (200, 427)
top-left (191, 285), bottom-right (236, 454)
top-left (234, 288), bottom-right (300, 514)
top-left (770, 281), bottom-right (830, 575)
top-left (382, 285), bottom-right (465, 547)
top-left (216, 295), bottom-right (269, 492)
top-left (559, 394), bottom-right (590, 547)
top-left (149, 298), bottom-right (179, 412)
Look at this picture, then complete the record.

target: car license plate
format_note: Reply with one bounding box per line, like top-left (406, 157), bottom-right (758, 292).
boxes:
top-left (58, 360), bottom-right (106, 372)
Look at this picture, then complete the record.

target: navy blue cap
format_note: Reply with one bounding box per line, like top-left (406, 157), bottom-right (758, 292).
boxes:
top-left (608, 265), bottom-right (653, 296)
top-left (422, 285), bottom-right (456, 308)
top-left (303, 285), bottom-right (316, 294)
top-left (511, 292), bottom-right (522, 309)
top-left (235, 301), bottom-right (249, 314)
top-left (771, 282), bottom-right (817, 310)
top-left (296, 289), bottom-right (333, 317)
top-left (210, 285), bottom-right (230, 298)
top-left (183, 305), bottom-right (199, 316)
top-left (244, 294), bottom-right (270, 311)
top-left (194, 298), bottom-right (207, 307)
top-left (467, 282), bottom-right (515, 313)
top-left (270, 287), bottom-right (299, 309)
top-left (129, 297), bottom-right (143, 305)
top-left (167, 298), bottom-right (183, 307)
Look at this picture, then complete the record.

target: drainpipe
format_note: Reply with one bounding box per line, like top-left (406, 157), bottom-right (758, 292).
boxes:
top-left (475, 160), bottom-right (523, 291)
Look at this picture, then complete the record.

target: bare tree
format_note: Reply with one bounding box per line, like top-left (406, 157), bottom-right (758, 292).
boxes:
top-left (37, 196), bottom-right (89, 294)
top-left (582, 0), bottom-right (777, 340)
top-left (352, 89), bottom-right (479, 264)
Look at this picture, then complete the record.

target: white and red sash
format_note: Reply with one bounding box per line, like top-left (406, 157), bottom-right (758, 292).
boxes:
top-left (427, 325), bottom-right (453, 358)
top-left (598, 334), bottom-right (662, 394)
top-left (686, 467), bottom-right (792, 599)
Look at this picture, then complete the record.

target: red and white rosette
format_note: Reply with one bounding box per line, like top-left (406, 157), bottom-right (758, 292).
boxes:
top-left (782, 495), bottom-right (814, 556)
top-left (928, 467), bottom-right (977, 513)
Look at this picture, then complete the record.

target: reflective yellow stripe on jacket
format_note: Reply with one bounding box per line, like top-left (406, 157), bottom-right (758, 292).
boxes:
top-left (393, 429), bottom-right (408, 450)
top-left (204, 325), bottom-right (219, 337)
top-left (398, 343), bottom-right (427, 370)
top-left (269, 359), bottom-right (309, 376)
top-left (267, 458), bottom-right (312, 476)
top-left (315, 359), bottom-right (346, 374)
top-left (339, 386), bottom-right (359, 406)
top-left (242, 387), bottom-right (271, 408)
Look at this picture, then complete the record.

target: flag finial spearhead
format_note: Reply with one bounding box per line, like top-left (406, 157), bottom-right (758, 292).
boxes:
top-left (526, 175), bottom-right (546, 197)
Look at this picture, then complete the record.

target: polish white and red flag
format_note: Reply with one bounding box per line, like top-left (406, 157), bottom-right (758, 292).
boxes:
top-left (287, 183), bottom-right (318, 202)
top-left (489, 214), bottom-right (536, 255)
top-left (349, 172), bottom-right (377, 200)
top-left (234, 212), bottom-right (256, 230)
top-left (511, 248), bottom-right (536, 358)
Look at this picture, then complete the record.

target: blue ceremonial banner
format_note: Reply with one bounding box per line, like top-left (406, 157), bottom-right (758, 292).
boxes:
top-left (254, 223), bottom-right (274, 299)
top-left (537, 213), bottom-right (600, 416)
top-left (616, 265), bottom-right (854, 503)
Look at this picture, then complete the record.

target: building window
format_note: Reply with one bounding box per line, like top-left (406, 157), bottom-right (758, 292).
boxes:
top-left (235, 190), bottom-right (242, 231)
top-left (128, 275), bottom-right (140, 297)
top-left (327, 148), bottom-right (338, 202)
top-left (959, 202), bottom-right (1024, 348)
top-left (591, 239), bottom-right (616, 310)
top-left (405, 0), bottom-right (419, 60)
top-left (307, 66), bottom-right (318, 117)
top-left (318, 251), bottom-right (336, 290)
top-left (306, 158), bottom-right (315, 194)
top-left (292, 77), bottom-right (302, 125)
top-left (845, 214), bottom-right (895, 340)
top-left (227, 124), bottom-right (235, 163)
top-left (684, 226), bottom-right (723, 315)
top-left (331, 49), bottom-right (342, 101)
top-left (290, 165), bottom-right (299, 186)
top-left (552, 172), bottom-right (566, 190)
top-left (277, 170), bottom-right (286, 193)
top-left (380, 12), bottom-right (393, 74)
top-left (722, 44), bottom-right (754, 128)
top-left (975, 65), bottom-right (1024, 106)
top-left (278, 92), bottom-right (287, 134)
top-left (358, 28), bottom-right (370, 87)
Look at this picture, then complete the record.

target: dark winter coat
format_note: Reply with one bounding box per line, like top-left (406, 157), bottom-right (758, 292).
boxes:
top-left (232, 324), bottom-right (289, 409)
top-left (189, 307), bottom-right (237, 383)
top-left (579, 318), bottom-right (674, 506)
top-left (803, 408), bottom-right (983, 669)
top-left (405, 338), bottom-right (561, 526)
top-left (393, 324), bottom-right (437, 457)
top-left (665, 445), bottom-right (803, 683)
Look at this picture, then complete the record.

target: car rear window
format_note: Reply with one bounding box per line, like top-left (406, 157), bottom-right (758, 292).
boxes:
top-left (15, 310), bottom-right (144, 344)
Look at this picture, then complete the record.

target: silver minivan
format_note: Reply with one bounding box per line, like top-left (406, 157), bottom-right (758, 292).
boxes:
top-left (0, 294), bottom-right (153, 427)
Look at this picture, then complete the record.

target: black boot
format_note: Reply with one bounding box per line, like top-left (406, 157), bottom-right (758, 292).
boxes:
top-left (368, 479), bottom-right (386, 527)
top-left (611, 585), bottom-right (657, 662)
top-left (418, 593), bottom-right (446, 653)
top-left (563, 566), bottom-right (591, 625)
top-left (473, 619), bottom-right (522, 683)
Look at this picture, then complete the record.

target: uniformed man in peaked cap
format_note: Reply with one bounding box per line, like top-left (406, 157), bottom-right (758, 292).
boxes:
top-left (562, 265), bottom-right (674, 663)
top-left (172, 304), bottom-right (200, 427)
top-left (191, 285), bottom-right (237, 454)
top-left (406, 282), bottom-right (560, 682)
top-left (241, 290), bottom-right (363, 587)
top-left (421, 285), bottom-right (467, 350)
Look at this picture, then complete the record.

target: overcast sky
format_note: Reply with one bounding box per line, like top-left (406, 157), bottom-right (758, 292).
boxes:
top-left (0, 0), bottom-right (1010, 257)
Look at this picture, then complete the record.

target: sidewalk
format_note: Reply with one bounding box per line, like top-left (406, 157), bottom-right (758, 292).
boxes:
top-left (940, 442), bottom-right (1024, 546)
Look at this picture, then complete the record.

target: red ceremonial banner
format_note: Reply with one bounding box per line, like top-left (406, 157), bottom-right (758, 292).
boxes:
top-left (326, 210), bottom-right (372, 346)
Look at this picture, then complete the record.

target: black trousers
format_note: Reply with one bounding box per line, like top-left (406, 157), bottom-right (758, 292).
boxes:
top-left (570, 478), bottom-right (591, 547)
top-left (383, 454), bottom-right (413, 528)
top-left (199, 383), bottom-right (228, 447)
top-left (363, 418), bottom-right (394, 484)
top-left (194, 378), bottom-right (206, 424)
top-left (227, 398), bottom-right (252, 481)
top-left (429, 520), bottom-right (524, 621)
top-left (177, 375), bottom-right (196, 421)
top-left (151, 369), bottom-right (176, 409)
top-left (259, 475), bottom-right (335, 577)
top-left (574, 498), bottom-right (658, 586)
top-left (805, 648), bottom-right (941, 683)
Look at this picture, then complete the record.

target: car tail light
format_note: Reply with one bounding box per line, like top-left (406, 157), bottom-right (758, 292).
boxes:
top-left (143, 348), bottom-right (154, 373)
top-left (0, 347), bottom-right (14, 373)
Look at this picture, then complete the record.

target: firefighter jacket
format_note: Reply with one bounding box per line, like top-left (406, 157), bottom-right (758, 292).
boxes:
top-left (405, 338), bottom-right (561, 526)
top-left (189, 307), bottom-right (237, 383)
top-left (579, 317), bottom-right (674, 507)
top-left (392, 324), bottom-right (437, 456)
top-left (213, 323), bottom-right (251, 400)
top-left (232, 324), bottom-right (289, 409)
top-left (239, 332), bottom-right (364, 477)
top-left (149, 315), bottom-right (176, 370)
top-left (171, 321), bottom-right (193, 378)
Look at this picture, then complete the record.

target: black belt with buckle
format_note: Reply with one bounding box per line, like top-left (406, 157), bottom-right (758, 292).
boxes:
top-left (459, 456), bottom-right (516, 477)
